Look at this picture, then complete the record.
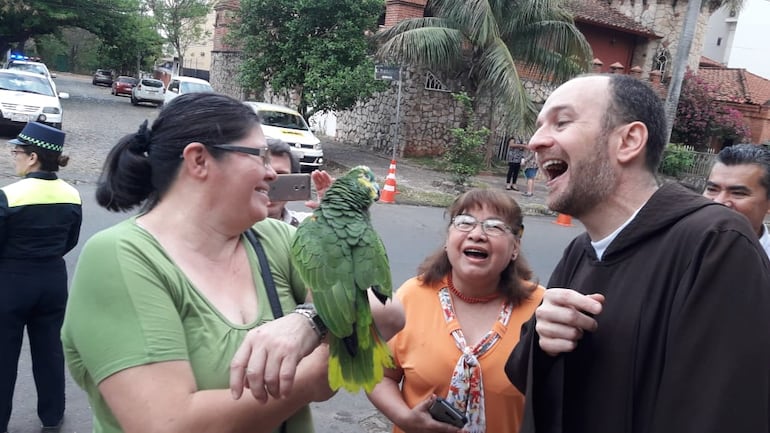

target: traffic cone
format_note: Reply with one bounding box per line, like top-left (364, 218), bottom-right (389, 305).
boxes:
top-left (380, 160), bottom-right (398, 204)
top-left (554, 213), bottom-right (573, 227)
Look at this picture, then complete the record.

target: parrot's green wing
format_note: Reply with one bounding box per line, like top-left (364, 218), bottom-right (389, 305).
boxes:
top-left (291, 213), bottom-right (357, 338)
top-left (352, 223), bottom-right (392, 306)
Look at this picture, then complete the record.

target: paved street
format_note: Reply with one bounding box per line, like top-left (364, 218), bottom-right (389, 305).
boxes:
top-left (2, 75), bottom-right (584, 433)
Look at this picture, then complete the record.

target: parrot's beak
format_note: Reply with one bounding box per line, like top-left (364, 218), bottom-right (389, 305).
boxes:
top-left (374, 183), bottom-right (381, 201)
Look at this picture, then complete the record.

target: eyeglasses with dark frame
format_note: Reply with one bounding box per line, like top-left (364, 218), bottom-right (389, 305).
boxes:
top-left (208, 144), bottom-right (271, 167)
top-left (10, 149), bottom-right (28, 157)
top-left (451, 214), bottom-right (515, 237)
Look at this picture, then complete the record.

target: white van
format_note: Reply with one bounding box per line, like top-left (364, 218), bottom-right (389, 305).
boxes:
top-left (244, 102), bottom-right (323, 172)
top-left (163, 76), bottom-right (213, 105)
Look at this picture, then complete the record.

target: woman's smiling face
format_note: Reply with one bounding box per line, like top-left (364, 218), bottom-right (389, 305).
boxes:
top-left (445, 204), bottom-right (519, 286)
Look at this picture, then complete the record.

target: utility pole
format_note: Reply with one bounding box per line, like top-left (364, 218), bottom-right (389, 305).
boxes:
top-left (664, 0), bottom-right (702, 145)
top-left (374, 64), bottom-right (403, 159)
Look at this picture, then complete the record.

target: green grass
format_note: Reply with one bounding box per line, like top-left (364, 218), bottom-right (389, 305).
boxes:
top-left (402, 155), bottom-right (509, 178)
top-left (388, 184), bottom-right (455, 207)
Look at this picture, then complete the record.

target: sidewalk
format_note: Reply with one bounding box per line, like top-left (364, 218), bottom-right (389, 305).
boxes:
top-left (321, 138), bottom-right (556, 217)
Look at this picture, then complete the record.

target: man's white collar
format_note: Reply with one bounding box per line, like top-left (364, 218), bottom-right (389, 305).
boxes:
top-left (759, 223), bottom-right (770, 260)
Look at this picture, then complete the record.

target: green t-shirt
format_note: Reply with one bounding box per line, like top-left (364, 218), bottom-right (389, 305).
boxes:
top-left (61, 217), bottom-right (313, 433)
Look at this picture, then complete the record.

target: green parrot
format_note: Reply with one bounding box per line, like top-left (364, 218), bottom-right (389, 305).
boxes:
top-left (291, 165), bottom-right (393, 393)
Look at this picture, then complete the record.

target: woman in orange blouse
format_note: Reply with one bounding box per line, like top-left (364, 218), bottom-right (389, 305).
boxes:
top-left (368, 188), bottom-right (545, 433)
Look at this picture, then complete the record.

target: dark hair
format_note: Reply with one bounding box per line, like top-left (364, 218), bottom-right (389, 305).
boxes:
top-left (418, 188), bottom-right (537, 306)
top-left (716, 144), bottom-right (770, 199)
top-left (96, 93), bottom-right (260, 211)
top-left (602, 74), bottom-right (667, 173)
top-left (267, 138), bottom-right (300, 173)
top-left (20, 146), bottom-right (69, 172)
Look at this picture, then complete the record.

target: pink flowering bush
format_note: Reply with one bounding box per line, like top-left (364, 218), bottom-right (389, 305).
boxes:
top-left (672, 70), bottom-right (751, 151)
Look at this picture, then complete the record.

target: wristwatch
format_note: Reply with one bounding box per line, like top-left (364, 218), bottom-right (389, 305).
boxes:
top-left (293, 303), bottom-right (328, 340)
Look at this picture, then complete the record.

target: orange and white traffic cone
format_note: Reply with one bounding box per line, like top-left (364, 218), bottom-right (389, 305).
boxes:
top-left (380, 160), bottom-right (398, 204)
top-left (554, 213), bottom-right (573, 227)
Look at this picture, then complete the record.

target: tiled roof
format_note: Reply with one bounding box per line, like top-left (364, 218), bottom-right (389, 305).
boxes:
top-left (564, 0), bottom-right (660, 39)
top-left (698, 67), bottom-right (770, 106)
top-left (699, 56), bottom-right (724, 68)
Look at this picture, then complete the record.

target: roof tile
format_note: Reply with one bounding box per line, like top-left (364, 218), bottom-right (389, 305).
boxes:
top-left (698, 67), bottom-right (770, 106)
top-left (564, 0), bottom-right (659, 38)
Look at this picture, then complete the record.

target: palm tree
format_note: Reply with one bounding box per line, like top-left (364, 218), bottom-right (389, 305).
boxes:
top-left (374, 0), bottom-right (592, 162)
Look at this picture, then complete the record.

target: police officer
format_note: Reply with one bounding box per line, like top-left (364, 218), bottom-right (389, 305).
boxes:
top-left (1, 122), bottom-right (82, 433)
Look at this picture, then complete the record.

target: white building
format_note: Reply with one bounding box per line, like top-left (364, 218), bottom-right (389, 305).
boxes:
top-left (702, 0), bottom-right (770, 80)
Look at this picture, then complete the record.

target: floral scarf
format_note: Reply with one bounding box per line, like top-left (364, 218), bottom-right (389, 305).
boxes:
top-left (439, 287), bottom-right (513, 433)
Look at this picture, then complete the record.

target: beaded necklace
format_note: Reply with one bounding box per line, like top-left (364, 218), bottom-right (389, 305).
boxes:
top-left (447, 273), bottom-right (500, 304)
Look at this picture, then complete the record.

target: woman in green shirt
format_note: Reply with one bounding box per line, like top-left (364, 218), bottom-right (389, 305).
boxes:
top-left (62, 93), bottom-right (400, 433)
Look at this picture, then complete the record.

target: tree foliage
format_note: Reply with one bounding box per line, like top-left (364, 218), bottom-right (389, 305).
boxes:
top-left (236, 0), bottom-right (387, 118)
top-left (671, 70), bottom-right (751, 151)
top-left (100, 14), bottom-right (164, 74)
top-left (0, 0), bottom-right (137, 55)
top-left (1, 0), bottom-right (162, 75)
top-left (374, 0), bottom-right (592, 134)
top-left (145, 0), bottom-right (212, 70)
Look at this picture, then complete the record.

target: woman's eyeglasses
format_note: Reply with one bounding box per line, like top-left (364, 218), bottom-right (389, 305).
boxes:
top-left (451, 214), bottom-right (514, 237)
top-left (10, 149), bottom-right (27, 157)
top-left (209, 144), bottom-right (271, 167)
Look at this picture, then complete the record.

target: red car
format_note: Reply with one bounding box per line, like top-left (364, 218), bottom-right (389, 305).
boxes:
top-left (111, 76), bottom-right (137, 96)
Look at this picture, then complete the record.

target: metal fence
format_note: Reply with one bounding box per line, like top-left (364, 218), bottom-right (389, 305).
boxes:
top-left (663, 146), bottom-right (716, 191)
top-left (681, 147), bottom-right (716, 177)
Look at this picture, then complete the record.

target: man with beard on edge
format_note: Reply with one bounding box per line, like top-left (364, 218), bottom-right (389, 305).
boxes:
top-left (505, 74), bottom-right (770, 433)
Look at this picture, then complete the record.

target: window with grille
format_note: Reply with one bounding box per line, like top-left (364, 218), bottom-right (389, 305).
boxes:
top-left (653, 45), bottom-right (670, 79)
top-left (424, 71), bottom-right (450, 92)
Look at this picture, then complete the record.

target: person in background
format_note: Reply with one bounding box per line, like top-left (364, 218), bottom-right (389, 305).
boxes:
top-left (62, 93), bottom-right (338, 433)
top-left (703, 143), bottom-right (770, 258)
top-left (520, 149), bottom-right (538, 197)
top-left (266, 139), bottom-right (332, 227)
top-left (1, 122), bottom-right (82, 433)
top-left (368, 189), bottom-right (544, 433)
top-left (506, 74), bottom-right (770, 433)
top-left (505, 138), bottom-right (527, 191)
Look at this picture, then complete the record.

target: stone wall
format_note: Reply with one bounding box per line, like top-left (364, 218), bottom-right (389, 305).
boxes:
top-left (338, 66), bottom-right (456, 156)
top-left (336, 65), bottom-right (555, 156)
top-left (210, 51), bottom-right (246, 100)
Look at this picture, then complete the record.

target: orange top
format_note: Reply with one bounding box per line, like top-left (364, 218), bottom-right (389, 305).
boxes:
top-left (390, 276), bottom-right (545, 433)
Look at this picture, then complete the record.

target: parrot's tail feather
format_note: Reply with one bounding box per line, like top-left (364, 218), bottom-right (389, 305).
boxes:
top-left (370, 286), bottom-right (389, 305)
top-left (328, 328), bottom-right (394, 394)
top-left (342, 331), bottom-right (358, 357)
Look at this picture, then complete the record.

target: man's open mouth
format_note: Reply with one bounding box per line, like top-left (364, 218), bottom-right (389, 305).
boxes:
top-left (542, 159), bottom-right (568, 180)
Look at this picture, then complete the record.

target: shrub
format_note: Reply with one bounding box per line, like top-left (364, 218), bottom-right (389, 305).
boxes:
top-left (672, 70), bottom-right (751, 151)
top-left (659, 143), bottom-right (695, 177)
top-left (445, 92), bottom-right (489, 186)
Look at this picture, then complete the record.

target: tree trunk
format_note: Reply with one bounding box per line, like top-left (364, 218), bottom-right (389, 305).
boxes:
top-left (484, 91), bottom-right (496, 168)
top-left (664, 0), bottom-right (702, 145)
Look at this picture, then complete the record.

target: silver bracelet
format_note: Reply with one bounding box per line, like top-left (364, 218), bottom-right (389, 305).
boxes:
top-left (292, 303), bottom-right (327, 340)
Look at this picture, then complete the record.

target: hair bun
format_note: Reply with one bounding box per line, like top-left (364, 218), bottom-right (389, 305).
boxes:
top-left (130, 120), bottom-right (152, 154)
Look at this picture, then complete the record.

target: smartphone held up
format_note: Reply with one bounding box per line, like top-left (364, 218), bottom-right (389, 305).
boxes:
top-left (269, 173), bottom-right (311, 202)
